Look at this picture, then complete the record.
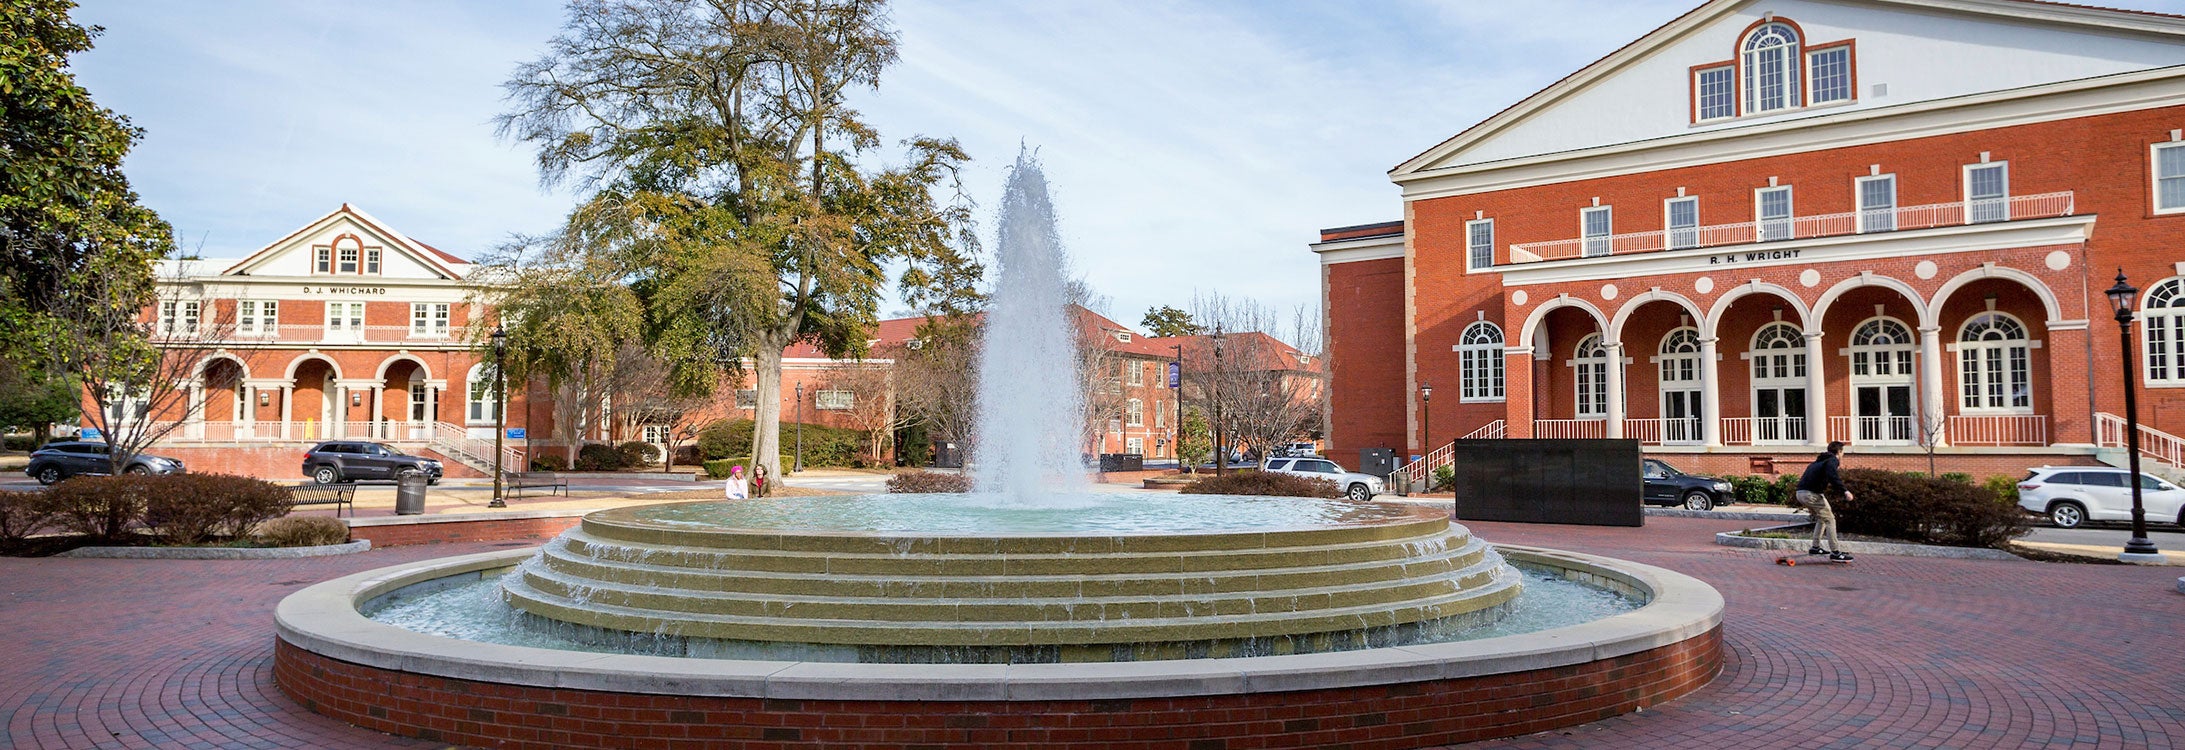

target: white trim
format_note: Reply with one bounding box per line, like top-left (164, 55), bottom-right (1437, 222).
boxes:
top-left (1703, 281), bottom-right (1813, 338)
top-left (1928, 264), bottom-right (2065, 324)
top-left (1608, 288), bottom-right (1706, 342)
top-left (1953, 311), bottom-right (2037, 414)
top-left (1855, 173), bottom-right (1899, 233)
top-left (1663, 195), bottom-right (1700, 251)
top-left (1499, 214), bottom-right (2094, 288)
top-left (1516, 295), bottom-right (1610, 351)
top-left (1580, 205), bottom-right (1613, 258)
top-left (1753, 185), bottom-right (1795, 242)
top-left (2152, 140), bottom-right (2185, 215)
top-left (1962, 161), bottom-right (2012, 223)
top-left (1815, 274), bottom-right (1937, 332)
top-left (1805, 45), bottom-right (1854, 106)
top-left (1464, 218), bottom-right (1496, 272)
top-left (1311, 234), bottom-right (1406, 265)
top-left (1693, 64), bottom-right (1736, 123)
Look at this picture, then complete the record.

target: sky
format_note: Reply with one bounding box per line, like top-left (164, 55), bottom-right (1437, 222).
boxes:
top-left (69, 0), bottom-right (2185, 334)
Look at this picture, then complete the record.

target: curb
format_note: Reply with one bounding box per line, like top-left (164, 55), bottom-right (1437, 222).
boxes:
top-left (345, 509), bottom-right (592, 527)
top-left (1648, 507), bottom-right (1802, 522)
top-left (60, 539), bottom-right (372, 559)
top-left (1714, 521), bottom-right (2021, 560)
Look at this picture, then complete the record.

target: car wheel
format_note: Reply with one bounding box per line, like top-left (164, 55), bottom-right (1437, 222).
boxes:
top-left (1347, 483), bottom-right (1372, 502)
top-left (34, 466), bottom-right (63, 485)
top-left (313, 466), bottom-right (341, 485)
top-left (2048, 501), bottom-right (2087, 529)
top-left (1682, 490), bottom-right (1714, 511)
top-left (124, 465), bottom-right (150, 476)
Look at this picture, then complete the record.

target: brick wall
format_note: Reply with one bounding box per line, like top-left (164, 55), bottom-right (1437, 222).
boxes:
top-left (346, 516), bottom-right (580, 547)
top-left (276, 624), bottom-right (1723, 749)
top-left (1325, 257), bottom-right (1407, 469)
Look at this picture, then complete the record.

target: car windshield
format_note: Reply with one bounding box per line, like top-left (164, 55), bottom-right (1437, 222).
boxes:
top-left (381, 444), bottom-right (406, 456)
top-left (1646, 461), bottom-right (1682, 477)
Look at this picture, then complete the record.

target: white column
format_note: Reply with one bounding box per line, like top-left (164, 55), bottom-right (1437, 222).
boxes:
top-left (1919, 325), bottom-right (1948, 448)
top-left (1804, 331), bottom-right (1829, 447)
top-left (1603, 342), bottom-right (1626, 439)
top-left (371, 386), bottom-right (384, 440)
top-left (334, 385), bottom-right (348, 438)
top-left (426, 386), bottom-right (440, 430)
top-left (280, 385), bottom-right (294, 440)
top-left (1700, 337), bottom-right (1723, 447)
top-left (239, 384), bottom-right (254, 439)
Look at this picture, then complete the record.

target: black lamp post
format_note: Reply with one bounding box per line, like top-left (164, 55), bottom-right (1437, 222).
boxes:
top-left (2105, 270), bottom-right (2161, 560)
top-left (1170, 344), bottom-right (1184, 467)
top-left (1212, 328), bottom-right (1226, 477)
top-left (488, 325), bottom-right (508, 509)
top-left (793, 382), bottom-right (805, 474)
top-left (1420, 382), bottom-right (1433, 459)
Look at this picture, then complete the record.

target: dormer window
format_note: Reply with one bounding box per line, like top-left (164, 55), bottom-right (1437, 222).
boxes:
top-left (1116, 332), bottom-right (1132, 343)
top-left (1742, 23), bottom-right (1801, 114)
top-left (1691, 18), bottom-right (1854, 124)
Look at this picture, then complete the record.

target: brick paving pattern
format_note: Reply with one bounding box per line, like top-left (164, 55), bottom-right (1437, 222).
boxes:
top-left (1, 517), bottom-right (2180, 749)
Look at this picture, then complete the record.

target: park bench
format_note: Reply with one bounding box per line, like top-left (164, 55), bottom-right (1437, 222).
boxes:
top-left (288, 484), bottom-right (357, 517)
top-left (509, 471), bottom-right (568, 498)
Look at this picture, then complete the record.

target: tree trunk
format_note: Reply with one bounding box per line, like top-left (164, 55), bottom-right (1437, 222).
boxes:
top-left (750, 340), bottom-right (787, 484)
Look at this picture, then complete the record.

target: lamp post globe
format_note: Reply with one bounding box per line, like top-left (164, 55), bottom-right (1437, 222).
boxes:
top-left (2106, 270), bottom-right (2161, 561)
top-left (1420, 382), bottom-right (1433, 464)
top-left (488, 325), bottom-right (508, 509)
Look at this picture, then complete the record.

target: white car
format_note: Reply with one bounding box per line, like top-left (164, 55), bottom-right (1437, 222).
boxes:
top-left (1262, 457), bottom-right (1384, 502)
top-left (2016, 466), bottom-right (2185, 529)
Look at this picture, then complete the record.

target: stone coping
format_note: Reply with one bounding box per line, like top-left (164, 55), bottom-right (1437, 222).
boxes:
top-left (274, 543), bottom-right (1722, 702)
top-left (1714, 522), bottom-right (2021, 560)
top-left (62, 539), bottom-right (371, 559)
top-left (343, 508), bottom-right (593, 528)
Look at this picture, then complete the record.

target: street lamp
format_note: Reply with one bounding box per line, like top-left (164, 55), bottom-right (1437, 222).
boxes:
top-left (1212, 328), bottom-right (1226, 477)
top-left (2105, 270), bottom-right (2162, 561)
top-left (488, 325), bottom-right (508, 509)
top-left (793, 382), bottom-right (805, 473)
top-left (1170, 344), bottom-right (1184, 468)
top-left (1420, 381), bottom-right (1433, 459)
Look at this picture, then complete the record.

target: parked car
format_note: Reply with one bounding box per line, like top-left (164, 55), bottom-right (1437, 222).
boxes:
top-left (1275, 442), bottom-right (1320, 457)
top-left (1642, 458), bottom-right (1732, 511)
top-left (24, 441), bottom-right (187, 485)
top-left (302, 441), bottom-right (443, 485)
top-left (1262, 456), bottom-right (1385, 502)
top-left (2016, 466), bottom-right (2185, 529)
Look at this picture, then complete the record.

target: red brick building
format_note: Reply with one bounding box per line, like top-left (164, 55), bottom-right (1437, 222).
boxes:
top-left (1320, 0), bottom-right (2185, 482)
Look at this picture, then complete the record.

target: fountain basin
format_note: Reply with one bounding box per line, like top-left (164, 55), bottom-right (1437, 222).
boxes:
top-left (275, 542), bottom-right (1722, 749)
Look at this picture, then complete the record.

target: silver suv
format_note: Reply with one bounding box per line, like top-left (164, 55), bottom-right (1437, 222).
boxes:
top-left (1262, 457), bottom-right (1384, 502)
top-left (2016, 466), bottom-right (2185, 529)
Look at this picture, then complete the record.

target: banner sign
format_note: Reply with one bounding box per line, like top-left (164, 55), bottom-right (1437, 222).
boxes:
top-left (1167, 361), bottom-right (1181, 389)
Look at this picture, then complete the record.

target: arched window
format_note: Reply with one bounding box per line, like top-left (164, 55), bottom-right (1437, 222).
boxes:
top-left (1849, 318), bottom-right (1915, 379)
top-left (466, 363), bottom-right (501, 424)
top-left (1126, 398), bottom-right (1144, 426)
top-left (1958, 313), bottom-right (2032, 411)
top-left (2147, 278), bottom-right (2185, 385)
top-left (1749, 323), bottom-right (1809, 442)
top-left (1657, 327), bottom-right (1704, 443)
top-left (1658, 328), bottom-right (1703, 384)
top-left (1457, 321), bottom-right (1505, 402)
top-left (1742, 23), bottom-right (1802, 114)
top-left (1573, 334), bottom-right (1609, 418)
top-left (1848, 317), bottom-right (1918, 443)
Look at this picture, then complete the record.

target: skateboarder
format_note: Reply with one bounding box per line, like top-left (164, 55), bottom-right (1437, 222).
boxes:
top-left (1795, 441), bottom-right (1854, 562)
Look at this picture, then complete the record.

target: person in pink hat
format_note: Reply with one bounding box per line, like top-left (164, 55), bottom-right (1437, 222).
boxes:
top-left (725, 464), bottom-right (750, 500)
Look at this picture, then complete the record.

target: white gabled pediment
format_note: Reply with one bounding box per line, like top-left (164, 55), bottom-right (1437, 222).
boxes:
top-left (221, 204), bottom-right (467, 280)
top-left (1395, 0), bottom-right (2185, 179)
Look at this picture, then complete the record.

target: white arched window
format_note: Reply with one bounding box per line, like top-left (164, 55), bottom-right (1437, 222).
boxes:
top-left (1848, 317), bottom-right (1917, 443)
top-left (466, 363), bottom-right (501, 424)
top-left (1849, 318), bottom-right (1915, 379)
top-left (1657, 327), bottom-right (1704, 442)
top-left (1126, 398), bottom-right (1144, 426)
top-left (1742, 23), bottom-right (1802, 114)
top-left (1749, 323), bottom-right (1809, 443)
top-left (2147, 278), bottom-right (2185, 385)
top-left (1457, 321), bottom-right (1505, 402)
top-left (1572, 334), bottom-right (1609, 418)
top-left (1958, 313), bottom-right (2032, 412)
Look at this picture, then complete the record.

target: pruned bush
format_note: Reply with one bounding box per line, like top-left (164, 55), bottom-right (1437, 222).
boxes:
top-left (702, 458), bottom-right (740, 480)
top-left (697, 419), bottom-right (868, 467)
top-left (142, 474), bottom-right (294, 545)
top-left (254, 516), bottom-right (350, 547)
top-left (0, 490), bottom-right (59, 544)
top-left (1837, 468), bottom-right (2031, 548)
top-left (1178, 471), bottom-right (1342, 498)
top-left (887, 470), bottom-right (971, 494)
top-left (617, 441), bottom-right (661, 468)
top-left (3, 435), bottom-right (35, 451)
top-left (43, 475), bottom-right (156, 541)
top-left (1430, 466), bottom-right (1455, 493)
top-left (530, 453), bottom-right (569, 472)
top-left (1983, 475), bottom-right (2021, 507)
top-left (1727, 474), bottom-right (1800, 505)
top-left (575, 443), bottom-right (628, 471)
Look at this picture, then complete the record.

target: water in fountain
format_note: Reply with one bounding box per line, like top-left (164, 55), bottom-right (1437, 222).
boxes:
top-left (970, 150), bottom-right (1088, 502)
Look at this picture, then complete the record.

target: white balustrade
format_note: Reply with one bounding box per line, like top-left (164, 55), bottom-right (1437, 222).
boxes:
top-left (1508, 192), bottom-right (2074, 263)
top-left (1947, 415), bottom-right (2047, 446)
top-left (1532, 419), bottom-right (1606, 439)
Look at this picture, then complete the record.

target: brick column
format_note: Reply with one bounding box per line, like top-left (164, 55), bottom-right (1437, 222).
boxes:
top-left (2046, 321), bottom-right (2094, 445)
top-left (1504, 347), bottom-right (1534, 438)
top-left (1804, 331), bottom-right (1829, 447)
top-left (1700, 337), bottom-right (1723, 447)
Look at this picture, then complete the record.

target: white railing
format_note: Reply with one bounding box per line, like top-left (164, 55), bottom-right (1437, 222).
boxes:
top-left (1948, 415), bottom-right (2047, 446)
top-left (1533, 418), bottom-right (1607, 439)
top-left (1392, 419), bottom-right (1505, 486)
top-left (1719, 416), bottom-right (1809, 445)
top-left (1623, 417), bottom-right (1703, 445)
top-left (1461, 419), bottom-right (1508, 441)
top-left (1508, 192), bottom-right (2075, 263)
top-left (152, 419), bottom-right (442, 443)
top-left (1829, 415), bottom-right (1920, 444)
top-left (429, 421), bottom-right (525, 475)
top-left (152, 324), bottom-right (478, 346)
top-left (2097, 412), bottom-right (2185, 472)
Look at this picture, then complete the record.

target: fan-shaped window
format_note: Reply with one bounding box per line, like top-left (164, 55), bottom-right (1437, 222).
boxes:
top-left (1742, 23), bottom-right (1802, 114)
top-left (1750, 323), bottom-right (1807, 382)
top-left (1658, 328), bottom-right (1703, 384)
top-left (1958, 313), bottom-right (2032, 411)
top-left (1573, 334), bottom-right (1609, 418)
top-left (2144, 279), bottom-right (2185, 385)
top-left (1457, 321), bottom-right (1505, 402)
top-left (1849, 317), bottom-right (1915, 378)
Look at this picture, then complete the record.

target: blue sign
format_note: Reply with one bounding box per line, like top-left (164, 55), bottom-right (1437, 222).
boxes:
top-left (79, 428), bottom-right (102, 441)
top-left (1167, 361), bottom-right (1181, 389)
top-left (506, 428), bottom-right (526, 439)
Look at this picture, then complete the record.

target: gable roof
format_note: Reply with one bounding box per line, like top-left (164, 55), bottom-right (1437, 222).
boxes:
top-left (220, 204), bottom-right (466, 279)
top-left (1391, 0), bottom-right (2185, 179)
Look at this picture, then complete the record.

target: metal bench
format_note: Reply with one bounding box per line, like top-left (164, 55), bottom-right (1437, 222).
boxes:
top-left (508, 471), bottom-right (568, 498)
top-left (289, 484), bottom-right (358, 517)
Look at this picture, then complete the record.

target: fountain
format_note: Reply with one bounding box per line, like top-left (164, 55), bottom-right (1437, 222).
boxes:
top-left (273, 152), bottom-right (1725, 749)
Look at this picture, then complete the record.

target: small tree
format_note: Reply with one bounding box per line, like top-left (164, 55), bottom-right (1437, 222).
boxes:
top-left (0, 363), bottom-right (79, 446)
top-left (74, 268), bottom-right (272, 472)
top-left (893, 315), bottom-right (980, 463)
top-left (819, 360), bottom-right (902, 465)
top-left (1140, 305), bottom-right (1201, 337)
top-left (1176, 407), bottom-right (1211, 472)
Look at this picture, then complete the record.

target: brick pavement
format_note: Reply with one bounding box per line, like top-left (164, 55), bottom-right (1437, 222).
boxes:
top-left (1, 517), bottom-right (2180, 749)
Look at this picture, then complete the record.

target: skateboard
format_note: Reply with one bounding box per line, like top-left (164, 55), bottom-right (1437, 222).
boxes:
top-left (1776, 551), bottom-right (1852, 566)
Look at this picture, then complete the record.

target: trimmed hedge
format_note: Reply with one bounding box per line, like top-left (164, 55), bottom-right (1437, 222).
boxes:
top-left (1178, 471), bottom-right (1342, 499)
top-left (697, 419), bottom-right (868, 468)
top-left (887, 471), bottom-right (971, 494)
top-left (254, 516), bottom-right (350, 547)
top-left (1837, 468), bottom-right (2031, 548)
top-left (530, 453), bottom-right (569, 472)
top-left (617, 441), bottom-right (661, 467)
top-left (0, 490), bottom-right (58, 544)
top-left (1726, 474), bottom-right (1801, 505)
top-left (44, 474), bottom-right (292, 544)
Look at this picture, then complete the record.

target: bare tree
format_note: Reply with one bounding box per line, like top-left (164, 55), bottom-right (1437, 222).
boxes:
top-left (1179, 291), bottom-right (1322, 463)
top-left (74, 261), bottom-right (272, 474)
top-left (1075, 313), bottom-right (1127, 458)
top-left (817, 360), bottom-right (901, 464)
top-left (892, 316), bottom-right (980, 463)
top-left (607, 343), bottom-right (713, 471)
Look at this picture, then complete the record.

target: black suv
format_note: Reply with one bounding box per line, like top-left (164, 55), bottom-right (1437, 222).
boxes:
top-left (25, 441), bottom-right (187, 485)
top-left (1642, 458), bottom-right (1733, 511)
top-left (302, 441), bottom-right (443, 485)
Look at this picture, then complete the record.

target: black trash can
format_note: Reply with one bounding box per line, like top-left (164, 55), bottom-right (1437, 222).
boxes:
top-left (394, 473), bottom-right (428, 515)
